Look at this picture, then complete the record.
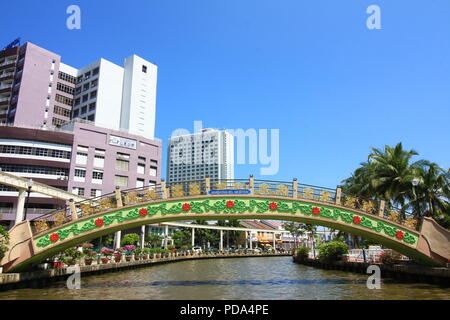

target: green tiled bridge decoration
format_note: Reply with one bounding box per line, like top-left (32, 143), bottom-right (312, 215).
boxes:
top-left (1, 177), bottom-right (449, 272)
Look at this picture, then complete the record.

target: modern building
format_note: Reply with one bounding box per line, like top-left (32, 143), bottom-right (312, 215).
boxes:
top-left (0, 41), bottom-right (158, 139)
top-left (0, 119), bottom-right (162, 226)
top-left (167, 128), bottom-right (234, 183)
top-left (0, 125), bottom-right (74, 225)
top-left (63, 119), bottom-right (161, 197)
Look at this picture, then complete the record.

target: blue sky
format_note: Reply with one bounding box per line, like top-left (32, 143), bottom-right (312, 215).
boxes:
top-left (2, 0), bottom-right (449, 188)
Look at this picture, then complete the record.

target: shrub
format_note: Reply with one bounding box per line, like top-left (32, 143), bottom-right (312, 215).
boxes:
top-left (0, 225), bottom-right (10, 261)
top-left (295, 246), bottom-right (310, 262)
top-left (317, 241), bottom-right (349, 262)
top-left (121, 233), bottom-right (140, 246)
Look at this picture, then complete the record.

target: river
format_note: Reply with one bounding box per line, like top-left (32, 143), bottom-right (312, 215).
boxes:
top-left (0, 256), bottom-right (448, 299)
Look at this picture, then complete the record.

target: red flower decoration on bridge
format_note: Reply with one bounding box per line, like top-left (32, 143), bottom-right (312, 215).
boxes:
top-left (312, 207), bottom-right (321, 215)
top-left (226, 200), bottom-right (235, 209)
top-left (395, 230), bottom-right (405, 240)
top-left (95, 218), bottom-right (104, 227)
top-left (269, 202), bottom-right (278, 210)
top-left (49, 233), bottom-right (59, 242)
top-left (353, 216), bottom-right (361, 224)
top-left (139, 208), bottom-right (148, 217)
top-left (182, 203), bottom-right (191, 211)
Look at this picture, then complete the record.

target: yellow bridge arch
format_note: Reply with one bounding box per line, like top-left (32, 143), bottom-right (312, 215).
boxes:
top-left (1, 179), bottom-right (449, 272)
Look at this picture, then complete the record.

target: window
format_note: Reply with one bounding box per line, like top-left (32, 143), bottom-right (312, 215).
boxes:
top-left (117, 152), bottom-right (130, 160)
top-left (92, 170), bottom-right (103, 184)
top-left (92, 67), bottom-right (99, 75)
top-left (56, 82), bottom-right (74, 95)
top-left (88, 102), bottom-right (96, 111)
top-left (142, 65), bottom-right (147, 73)
top-left (76, 152), bottom-right (87, 165)
top-left (72, 187), bottom-right (84, 196)
top-left (138, 156), bottom-right (146, 162)
top-left (137, 163), bottom-right (145, 174)
top-left (115, 159), bottom-right (129, 171)
top-left (95, 148), bottom-right (105, 155)
top-left (115, 175), bottom-right (128, 187)
top-left (136, 178), bottom-right (145, 188)
top-left (52, 117), bottom-right (67, 127)
top-left (74, 168), bottom-right (86, 182)
top-left (90, 189), bottom-right (102, 197)
top-left (55, 94), bottom-right (73, 106)
top-left (58, 71), bottom-right (76, 84)
top-left (53, 105), bottom-right (71, 118)
top-left (93, 155), bottom-right (104, 168)
top-left (90, 90), bottom-right (97, 99)
top-left (149, 166), bottom-right (157, 177)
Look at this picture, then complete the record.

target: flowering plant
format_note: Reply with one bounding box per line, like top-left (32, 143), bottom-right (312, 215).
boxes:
top-left (123, 245), bottom-right (136, 256)
top-left (100, 247), bottom-right (114, 256)
top-left (81, 242), bottom-right (94, 254)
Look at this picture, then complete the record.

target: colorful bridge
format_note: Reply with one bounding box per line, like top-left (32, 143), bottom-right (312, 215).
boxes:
top-left (1, 177), bottom-right (449, 272)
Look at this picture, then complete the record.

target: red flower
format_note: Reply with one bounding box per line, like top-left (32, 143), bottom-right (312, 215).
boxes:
top-left (139, 208), bottom-right (148, 217)
top-left (182, 203), bottom-right (191, 211)
top-left (269, 202), bottom-right (278, 210)
top-left (49, 233), bottom-right (59, 242)
top-left (95, 218), bottom-right (104, 227)
top-left (353, 216), bottom-right (361, 224)
top-left (226, 201), bottom-right (235, 208)
top-left (312, 207), bottom-right (321, 215)
top-left (395, 231), bottom-right (404, 240)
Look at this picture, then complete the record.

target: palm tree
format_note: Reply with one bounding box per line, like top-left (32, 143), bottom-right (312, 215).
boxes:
top-left (368, 143), bottom-right (419, 209)
top-left (409, 162), bottom-right (450, 220)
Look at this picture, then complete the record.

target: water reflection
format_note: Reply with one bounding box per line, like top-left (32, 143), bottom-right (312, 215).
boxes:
top-left (0, 257), bottom-right (448, 300)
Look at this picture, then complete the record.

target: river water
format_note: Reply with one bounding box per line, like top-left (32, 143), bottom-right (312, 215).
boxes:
top-left (0, 256), bottom-right (448, 300)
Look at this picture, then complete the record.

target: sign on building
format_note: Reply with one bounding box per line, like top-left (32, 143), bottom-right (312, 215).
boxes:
top-left (109, 135), bottom-right (137, 150)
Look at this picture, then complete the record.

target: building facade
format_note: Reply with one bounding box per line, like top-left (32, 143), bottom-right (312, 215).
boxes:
top-left (0, 126), bottom-right (74, 224)
top-left (167, 128), bottom-right (234, 183)
top-left (64, 120), bottom-right (162, 198)
top-left (0, 120), bottom-right (162, 225)
top-left (0, 41), bottom-right (158, 139)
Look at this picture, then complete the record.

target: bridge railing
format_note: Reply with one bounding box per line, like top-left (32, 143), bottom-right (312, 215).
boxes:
top-left (28, 177), bottom-right (420, 236)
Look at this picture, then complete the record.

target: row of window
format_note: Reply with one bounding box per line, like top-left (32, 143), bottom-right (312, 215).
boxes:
top-left (0, 164), bottom-right (68, 176)
top-left (0, 145), bottom-right (71, 159)
top-left (52, 117), bottom-right (67, 127)
top-left (56, 82), bottom-right (75, 95)
top-left (58, 71), bottom-right (76, 84)
top-left (55, 94), bottom-right (73, 107)
top-left (53, 105), bottom-right (71, 118)
top-left (76, 67), bottom-right (99, 84)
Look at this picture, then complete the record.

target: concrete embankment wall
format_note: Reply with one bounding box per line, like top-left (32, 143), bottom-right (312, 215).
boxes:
top-left (0, 253), bottom-right (290, 291)
top-left (292, 256), bottom-right (450, 286)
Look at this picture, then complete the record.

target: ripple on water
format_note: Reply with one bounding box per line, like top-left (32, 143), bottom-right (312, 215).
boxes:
top-left (0, 257), bottom-right (448, 300)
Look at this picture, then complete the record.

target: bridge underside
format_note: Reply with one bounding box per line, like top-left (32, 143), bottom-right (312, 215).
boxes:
top-left (2, 195), bottom-right (448, 272)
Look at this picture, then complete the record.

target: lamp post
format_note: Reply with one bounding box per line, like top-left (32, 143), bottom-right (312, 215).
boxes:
top-left (23, 179), bottom-right (33, 220)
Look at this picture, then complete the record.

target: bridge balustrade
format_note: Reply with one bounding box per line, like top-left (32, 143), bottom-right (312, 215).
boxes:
top-left (27, 177), bottom-right (420, 237)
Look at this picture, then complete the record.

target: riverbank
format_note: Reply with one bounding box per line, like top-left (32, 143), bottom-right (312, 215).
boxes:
top-left (292, 255), bottom-right (450, 286)
top-left (0, 252), bottom-right (290, 291)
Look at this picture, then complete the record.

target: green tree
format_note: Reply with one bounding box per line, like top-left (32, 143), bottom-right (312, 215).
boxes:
top-left (145, 232), bottom-right (163, 248)
top-left (121, 233), bottom-right (140, 246)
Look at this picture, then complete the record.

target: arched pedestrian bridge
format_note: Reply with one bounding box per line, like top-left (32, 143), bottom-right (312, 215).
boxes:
top-left (1, 177), bottom-right (449, 272)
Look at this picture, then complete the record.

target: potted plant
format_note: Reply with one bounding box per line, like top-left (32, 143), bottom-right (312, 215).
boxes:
top-left (133, 248), bottom-right (143, 260)
top-left (123, 245), bottom-right (135, 261)
top-left (100, 247), bottom-right (114, 264)
top-left (114, 248), bottom-right (124, 263)
top-left (63, 247), bottom-right (83, 266)
top-left (82, 243), bottom-right (95, 265)
top-left (142, 248), bottom-right (151, 260)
